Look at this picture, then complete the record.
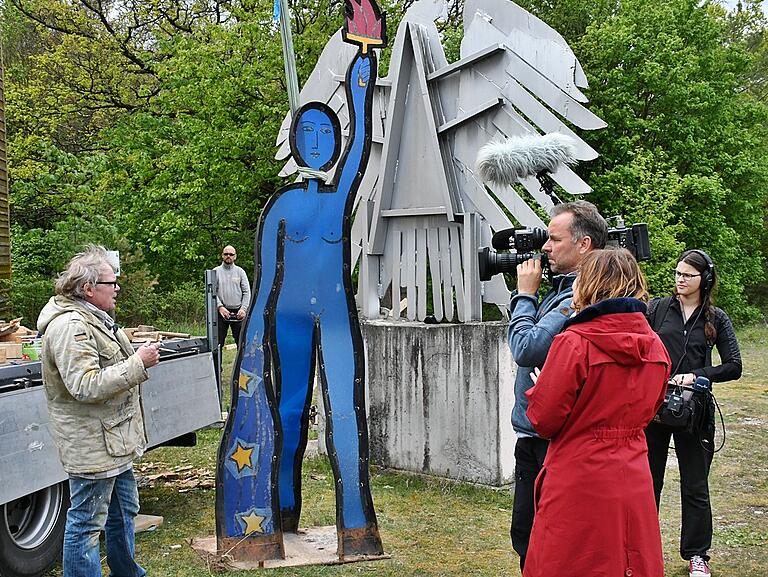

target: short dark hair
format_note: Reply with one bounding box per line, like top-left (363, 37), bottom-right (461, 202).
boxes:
top-left (551, 200), bottom-right (608, 249)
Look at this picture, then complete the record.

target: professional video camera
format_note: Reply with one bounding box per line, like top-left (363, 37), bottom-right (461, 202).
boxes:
top-left (478, 218), bottom-right (651, 281)
top-left (474, 133), bottom-right (651, 281)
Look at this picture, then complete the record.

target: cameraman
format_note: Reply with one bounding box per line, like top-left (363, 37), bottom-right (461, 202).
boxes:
top-left (507, 200), bottom-right (607, 570)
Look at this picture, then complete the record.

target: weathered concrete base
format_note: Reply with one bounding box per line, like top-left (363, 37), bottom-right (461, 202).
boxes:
top-left (362, 319), bottom-right (516, 486)
top-left (191, 527), bottom-right (390, 569)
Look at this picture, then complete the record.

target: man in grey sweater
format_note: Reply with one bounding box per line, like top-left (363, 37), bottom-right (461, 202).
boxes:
top-left (214, 245), bottom-right (251, 350)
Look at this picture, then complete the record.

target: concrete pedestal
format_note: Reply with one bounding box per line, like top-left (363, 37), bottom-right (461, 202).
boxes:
top-left (362, 319), bottom-right (516, 486)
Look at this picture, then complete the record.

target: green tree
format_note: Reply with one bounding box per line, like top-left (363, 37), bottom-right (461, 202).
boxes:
top-left (574, 0), bottom-right (768, 321)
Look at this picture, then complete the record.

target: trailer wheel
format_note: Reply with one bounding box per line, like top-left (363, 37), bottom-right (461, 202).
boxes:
top-left (0, 482), bottom-right (69, 577)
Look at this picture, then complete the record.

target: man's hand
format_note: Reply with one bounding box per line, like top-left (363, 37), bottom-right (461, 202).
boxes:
top-left (218, 306), bottom-right (230, 319)
top-left (137, 342), bottom-right (161, 369)
top-left (236, 308), bottom-right (246, 320)
top-left (672, 373), bottom-right (695, 386)
top-left (358, 57), bottom-right (371, 87)
top-left (516, 258), bottom-right (543, 295)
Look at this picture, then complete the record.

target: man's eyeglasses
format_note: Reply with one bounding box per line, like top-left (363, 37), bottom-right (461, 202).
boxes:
top-left (223, 253), bottom-right (236, 256)
top-left (96, 281), bottom-right (120, 288)
top-left (674, 270), bottom-right (701, 281)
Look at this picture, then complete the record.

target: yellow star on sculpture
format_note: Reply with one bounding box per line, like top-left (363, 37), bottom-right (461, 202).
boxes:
top-left (238, 372), bottom-right (250, 392)
top-left (230, 442), bottom-right (253, 472)
top-left (242, 511), bottom-right (266, 535)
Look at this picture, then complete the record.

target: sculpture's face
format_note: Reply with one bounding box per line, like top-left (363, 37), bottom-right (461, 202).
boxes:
top-left (295, 107), bottom-right (337, 170)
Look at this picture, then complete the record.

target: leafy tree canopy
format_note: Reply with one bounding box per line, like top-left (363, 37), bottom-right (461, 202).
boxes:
top-left (1, 0), bottom-right (767, 323)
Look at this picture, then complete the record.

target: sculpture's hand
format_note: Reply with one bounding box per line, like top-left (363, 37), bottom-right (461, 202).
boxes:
top-left (357, 57), bottom-right (371, 87)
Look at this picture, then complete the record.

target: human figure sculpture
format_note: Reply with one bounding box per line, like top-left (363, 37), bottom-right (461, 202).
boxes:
top-left (216, 0), bottom-right (386, 560)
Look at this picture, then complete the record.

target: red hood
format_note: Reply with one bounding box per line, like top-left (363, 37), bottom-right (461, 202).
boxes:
top-left (567, 311), bottom-right (662, 366)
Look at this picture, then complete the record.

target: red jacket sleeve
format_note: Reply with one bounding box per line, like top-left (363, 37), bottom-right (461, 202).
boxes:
top-left (525, 331), bottom-right (588, 439)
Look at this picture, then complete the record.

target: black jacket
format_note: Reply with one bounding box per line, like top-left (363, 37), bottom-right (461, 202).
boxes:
top-left (647, 296), bottom-right (742, 384)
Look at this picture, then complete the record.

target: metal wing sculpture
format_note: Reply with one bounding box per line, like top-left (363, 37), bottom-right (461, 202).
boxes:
top-left (276, 0), bottom-right (606, 322)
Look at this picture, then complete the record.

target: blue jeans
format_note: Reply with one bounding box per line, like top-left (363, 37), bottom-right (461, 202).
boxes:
top-left (63, 468), bottom-right (146, 577)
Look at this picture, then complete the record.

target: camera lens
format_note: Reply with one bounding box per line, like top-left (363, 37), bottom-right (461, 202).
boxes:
top-left (478, 248), bottom-right (548, 281)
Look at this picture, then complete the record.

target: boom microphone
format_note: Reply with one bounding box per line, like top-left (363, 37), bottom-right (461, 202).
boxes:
top-left (475, 133), bottom-right (578, 187)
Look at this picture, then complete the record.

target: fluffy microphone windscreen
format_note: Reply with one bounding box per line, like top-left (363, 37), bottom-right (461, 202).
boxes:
top-left (475, 133), bottom-right (578, 187)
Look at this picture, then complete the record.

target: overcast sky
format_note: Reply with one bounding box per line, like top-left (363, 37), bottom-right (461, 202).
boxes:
top-left (719, 0), bottom-right (767, 12)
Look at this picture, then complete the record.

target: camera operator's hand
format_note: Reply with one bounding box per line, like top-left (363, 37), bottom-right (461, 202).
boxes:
top-left (137, 341), bottom-right (161, 369)
top-left (516, 258), bottom-right (543, 295)
top-left (218, 306), bottom-right (230, 319)
top-left (236, 308), bottom-right (246, 320)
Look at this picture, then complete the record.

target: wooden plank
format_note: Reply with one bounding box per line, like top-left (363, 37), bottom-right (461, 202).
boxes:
top-left (427, 44), bottom-right (506, 82)
top-left (390, 227), bottom-right (401, 318)
top-left (380, 206), bottom-right (446, 218)
top-left (449, 225), bottom-right (466, 323)
top-left (416, 226), bottom-right (427, 320)
top-left (463, 213), bottom-right (482, 321)
top-left (438, 226), bottom-right (454, 321)
top-left (404, 227), bottom-right (416, 321)
top-left (427, 227), bottom-right (443, 322)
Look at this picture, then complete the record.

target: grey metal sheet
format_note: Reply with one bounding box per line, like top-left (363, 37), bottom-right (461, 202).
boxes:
top-left (0, 387), bottom-right (66, 506)
top-left (141, 353), bottom-right (220, 447)
top-left (463, 0), bottom-right (590, 100)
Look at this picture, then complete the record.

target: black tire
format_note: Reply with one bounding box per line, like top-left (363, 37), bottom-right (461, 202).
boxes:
top-left (0, 482), bottom-right (69, 577)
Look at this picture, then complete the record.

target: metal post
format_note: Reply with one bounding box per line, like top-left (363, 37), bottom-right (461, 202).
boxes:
top-left (205, 269), bottom-right (222, 409)
top-left (277, 0), bottom-right (300, 115)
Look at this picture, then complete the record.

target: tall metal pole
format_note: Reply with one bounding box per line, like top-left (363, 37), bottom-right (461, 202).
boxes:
top-left (0, 44), bottom-right (12, 319)
top-left (277, 0), bottom-right (300, 116)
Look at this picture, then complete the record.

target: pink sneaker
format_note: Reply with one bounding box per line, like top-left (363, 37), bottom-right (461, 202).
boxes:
top-left (689, 555), bottom-right (711, 577)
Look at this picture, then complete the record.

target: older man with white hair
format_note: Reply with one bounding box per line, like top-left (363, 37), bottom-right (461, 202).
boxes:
top-left (37, 244), bottom-right (160, 577)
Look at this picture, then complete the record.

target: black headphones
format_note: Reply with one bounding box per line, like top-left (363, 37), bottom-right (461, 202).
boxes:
top-left (684, 249), bottom-right (715, 295)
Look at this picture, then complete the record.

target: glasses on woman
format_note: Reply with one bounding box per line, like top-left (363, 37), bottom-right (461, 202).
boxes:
top-left (674, 270), bottom-right (701, 282)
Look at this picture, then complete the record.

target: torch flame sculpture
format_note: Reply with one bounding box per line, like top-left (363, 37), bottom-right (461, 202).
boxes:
top-left (343, 0), bottom-right (387, 54)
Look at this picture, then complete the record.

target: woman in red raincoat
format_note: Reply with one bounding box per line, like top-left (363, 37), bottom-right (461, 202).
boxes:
top-left (523, 249), bottom-right (671, 577)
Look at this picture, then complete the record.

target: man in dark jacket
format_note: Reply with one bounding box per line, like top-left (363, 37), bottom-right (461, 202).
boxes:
top-left (507, 200), bottom-right (607, 570)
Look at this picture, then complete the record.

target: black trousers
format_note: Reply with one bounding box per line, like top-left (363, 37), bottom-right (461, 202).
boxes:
top-left (218, 307), bottom-right (243, 349)
top-left (510, 436), bottom-right (549, 571)
top-left (646, 420), bottom-right (715, 561)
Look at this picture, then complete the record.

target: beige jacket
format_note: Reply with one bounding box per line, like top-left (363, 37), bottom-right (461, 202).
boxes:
top-left (37, 296), bottom-right (148, 475)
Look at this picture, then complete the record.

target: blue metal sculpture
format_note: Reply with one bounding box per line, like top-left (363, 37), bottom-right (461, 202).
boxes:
top-left (216, 0), bottom-right (386, 561)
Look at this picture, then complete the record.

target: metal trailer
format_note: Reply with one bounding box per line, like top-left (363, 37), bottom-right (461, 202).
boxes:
top-left (0, 270), bottom-right (222, 577)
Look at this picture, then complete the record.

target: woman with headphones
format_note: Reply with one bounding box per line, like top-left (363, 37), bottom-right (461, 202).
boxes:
top-left (646, 249), bottom-right (742, 577)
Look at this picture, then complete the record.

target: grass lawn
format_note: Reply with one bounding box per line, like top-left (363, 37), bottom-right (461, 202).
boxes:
top-left (45, 325), bottom-right (768, 576)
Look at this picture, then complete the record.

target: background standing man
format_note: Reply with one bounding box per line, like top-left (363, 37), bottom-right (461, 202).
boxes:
top-left (507, 200), bottom-right (607, 570)
top-left (214, 245), bottom-right (251, 350)
top-left (37, 245), bottom-right (160, 577)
